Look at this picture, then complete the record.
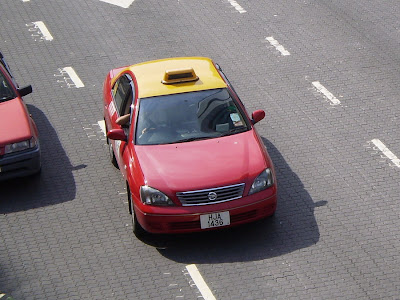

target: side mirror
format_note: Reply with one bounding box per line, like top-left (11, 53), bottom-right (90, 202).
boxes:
top-left (107, 129), bottom-right (127, 141)
top-left (252, 110), bottom-right (265, 124)
top-left (18, 85), bottom-right (33, 97)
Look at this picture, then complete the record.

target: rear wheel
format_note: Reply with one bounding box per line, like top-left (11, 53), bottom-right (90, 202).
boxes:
top-left (127, 186), bottom-right (146, 237)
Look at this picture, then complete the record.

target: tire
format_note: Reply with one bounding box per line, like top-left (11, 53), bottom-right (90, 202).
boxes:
top-left (32, 166), bottom-right (42, 177)
top-left (127, 186), bottom-right (146, 237)
top-left (28, 167), bottom-right (41, 182)
top-left (107, 137), bottom-right (119, 169)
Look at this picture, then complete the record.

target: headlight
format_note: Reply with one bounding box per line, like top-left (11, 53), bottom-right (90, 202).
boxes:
top-left (249, 168), bottom-right (274, 195)
top-left (140, 186), bottom-right (174, 206)
top-left (5, 137), bottom-right (38, 154)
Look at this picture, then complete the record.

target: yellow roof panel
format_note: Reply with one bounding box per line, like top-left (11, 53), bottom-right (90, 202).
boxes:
top-left (126, 57), bottom-right (227, 98)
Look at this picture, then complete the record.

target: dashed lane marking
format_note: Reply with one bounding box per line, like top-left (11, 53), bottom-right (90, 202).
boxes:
top-left (55, 67), bottom-right (84, 88)
top-left (98, 120), bottom-right (106, 137)
top-left (266, 36), bottom-right (290, 56)
top-left (186, 264), bottom-right (216, 300)
top-left (228, 0), bottom-right (246, 13)
top-left (312, 81), bottom-right (341, 105)
top-left (371, 139), bottom-right (400, 168)
top-left (62, 67), bottom-right (84, 88)
top-left (100, 0), bottom-right (134, 8)
top-left (83, 122), bottom-right (106, 142)
top-left (31, 21), bottom-right (53, 41)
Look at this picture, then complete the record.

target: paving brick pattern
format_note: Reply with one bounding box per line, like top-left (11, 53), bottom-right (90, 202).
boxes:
top-left (1, 0), bottom-right (399, 299)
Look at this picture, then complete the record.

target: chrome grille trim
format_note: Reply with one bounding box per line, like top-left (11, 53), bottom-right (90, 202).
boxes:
top-left (177, 183), bottom-right (245, 206)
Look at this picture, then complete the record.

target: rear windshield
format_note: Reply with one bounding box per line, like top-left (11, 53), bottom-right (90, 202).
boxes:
top-left (135, 88), bottom-right (250, 145)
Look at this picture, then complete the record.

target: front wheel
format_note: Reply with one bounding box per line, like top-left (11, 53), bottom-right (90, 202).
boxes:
top-left (127, 187), bottom-right (146, 237)
top-left (107, 137), bottom-right (118, 169)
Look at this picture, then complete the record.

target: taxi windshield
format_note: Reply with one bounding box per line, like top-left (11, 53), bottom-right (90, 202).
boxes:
top-left (135, 88), bottom-right (250, 145)
top-left (0, 70), bottom-right (16, 102)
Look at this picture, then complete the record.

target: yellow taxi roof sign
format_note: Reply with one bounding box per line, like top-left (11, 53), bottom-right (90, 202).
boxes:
top-left (125, 57), bottom-right (227, 98)
top-left (162, 68), bottom-right (199, 84)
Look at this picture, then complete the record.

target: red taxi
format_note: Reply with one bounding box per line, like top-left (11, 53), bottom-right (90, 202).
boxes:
top-left (0, 52), bottom-right (41, 181)
top-left (103, 57), bottom-right (277, 235)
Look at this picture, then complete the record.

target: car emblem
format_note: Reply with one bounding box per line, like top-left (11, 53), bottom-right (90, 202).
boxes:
top-left (208, 192), bottom-right (217, 201)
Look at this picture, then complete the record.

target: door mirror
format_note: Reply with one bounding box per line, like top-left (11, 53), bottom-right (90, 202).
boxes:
top-left (107, 129), bottom-right (127, 141)
top-left (18, 85), bottom-right (33, 97)
top-left (252, 110), bottom-right (265, 124)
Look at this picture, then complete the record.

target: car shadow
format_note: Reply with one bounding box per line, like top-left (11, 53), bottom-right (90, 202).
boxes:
top-left (149, 137), bottom-right (326, 263)
top-left (0, 104), bottom-right (81, 213)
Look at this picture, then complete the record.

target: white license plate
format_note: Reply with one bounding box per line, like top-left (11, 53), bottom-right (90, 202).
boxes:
top-left (200, 211), bottom-right (230, 229)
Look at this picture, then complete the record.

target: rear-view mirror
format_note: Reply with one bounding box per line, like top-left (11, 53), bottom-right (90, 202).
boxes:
top-left (18, 85), bottom-right (33, 97)
top-left (252, 110), bottom-right (265, 124)
top-left (107, 129), bottom-right (127, 141)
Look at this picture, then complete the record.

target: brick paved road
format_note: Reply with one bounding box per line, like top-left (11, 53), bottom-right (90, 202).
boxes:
top-left (1, 0), bottom-right (399, 299)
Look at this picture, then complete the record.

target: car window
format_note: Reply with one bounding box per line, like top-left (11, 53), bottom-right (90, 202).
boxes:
top-left (0, 55), bottom-right (14, 78)
top-left (112, 75), bottom-right (133, 116)
top-left (0, 70), bottom-right (16, 102)
top-left (135, 88), bottom-right (250, 145)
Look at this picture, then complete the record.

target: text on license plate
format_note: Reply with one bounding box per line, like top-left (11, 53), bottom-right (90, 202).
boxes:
top-left (200, 211), bottom-right (230, 229)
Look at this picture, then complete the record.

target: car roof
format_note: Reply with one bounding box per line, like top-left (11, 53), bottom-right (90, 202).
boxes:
top-left (118, 57), bottom-right (227, 98)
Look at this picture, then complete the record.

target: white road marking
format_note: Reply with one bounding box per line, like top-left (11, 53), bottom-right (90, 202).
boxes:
top-left (62, 67), bottom-right (84, 88)
top-left (100, 0), bottom-right (134, 8)
top-left (186, 264), bottom-right (216, 300)
top-left (23, 0), bottom-right (30, 2)
top-left (312, 81), bottom-right (341, 105)
top-left (371, 139), bottom-right (400, 168)
top-left (266, 36), bottom-right (290, 56)
top-left (228, 0), bottom-right (246, 13)
top-left (32, 21), bottom-right (53, 41)
top-left (98, 120), bottom-right (106, 137)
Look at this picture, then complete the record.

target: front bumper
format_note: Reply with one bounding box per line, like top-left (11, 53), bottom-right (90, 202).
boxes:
top-left (134, 188), bottom-right (277, 234)
top-left (0, 145), bottom-right (41, 181)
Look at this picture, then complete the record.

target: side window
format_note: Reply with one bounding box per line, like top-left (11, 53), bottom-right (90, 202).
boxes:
top-left (122, 79), bottom-right (134, 116)
top-left (112, 75), bottom-right (133, 116)
top-left (0, 71), bottom-right (15, 100)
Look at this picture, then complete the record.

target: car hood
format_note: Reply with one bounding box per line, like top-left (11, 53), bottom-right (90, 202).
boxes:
top-left (135, 130), bottom-right (269, 194)
top-left (0, 98), bottom-right (32, 147)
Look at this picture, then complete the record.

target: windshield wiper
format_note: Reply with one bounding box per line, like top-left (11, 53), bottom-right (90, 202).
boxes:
top-left (169, 127), bottom-right (248, 144)
top-left (219, 126), bottom-right (248, 137)
top-left (172, 136), bottom-right (213, 144)
top-left (0, 96), bottom-right (14, 102)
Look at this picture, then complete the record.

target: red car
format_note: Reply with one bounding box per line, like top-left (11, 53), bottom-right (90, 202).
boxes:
top-left (103, 57), bottom-right (277, 235)
top-left (0, 52), bottom-right (41, 180)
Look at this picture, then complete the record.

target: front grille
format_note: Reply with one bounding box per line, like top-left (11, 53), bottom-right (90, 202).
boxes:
top-left (177, 183), bottom-right (245, 206)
